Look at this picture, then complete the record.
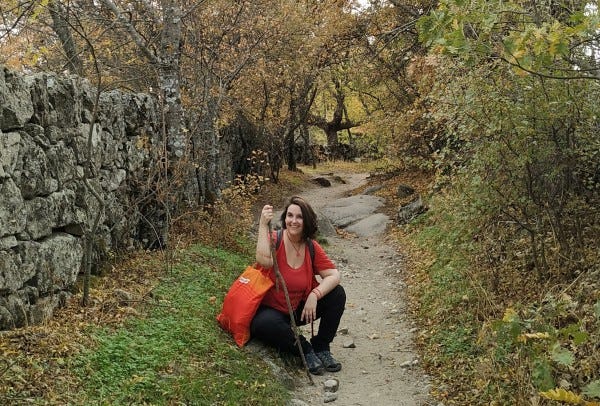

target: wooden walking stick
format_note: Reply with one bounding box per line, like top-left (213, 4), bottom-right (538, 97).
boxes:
top-left (268, 223), bottom-right (315, 385)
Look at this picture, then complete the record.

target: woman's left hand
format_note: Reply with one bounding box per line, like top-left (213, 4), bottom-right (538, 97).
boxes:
top-left (301, 293), bottom-right (318, 323)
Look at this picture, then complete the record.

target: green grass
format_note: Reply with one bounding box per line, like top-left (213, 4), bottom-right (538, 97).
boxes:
top-left (73, 245), bottom-right (290, 405)
top-left (411, 210), bottom-right (481, 362)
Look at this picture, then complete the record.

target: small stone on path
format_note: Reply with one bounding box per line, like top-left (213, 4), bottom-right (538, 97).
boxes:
top-left (288, 400), bottom-right (309, 406)
top-left (400, 360), bottom-right (413, 368)
top-left (323, 392), bottom-right (338, 403)
top-left (313, 177), bottom-right (332, 187)
top-left (364, 185), bottom-right (383, 195)
top-left (342, 338), bottom-right (355, 348)
top-left (323, 379), bottom-right (339, 393)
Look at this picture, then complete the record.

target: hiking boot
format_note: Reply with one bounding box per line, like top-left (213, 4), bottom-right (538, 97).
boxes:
top-left (315, 350), bottom-right (342, 372)
top-left (304, 350), bottom-right (325, 375)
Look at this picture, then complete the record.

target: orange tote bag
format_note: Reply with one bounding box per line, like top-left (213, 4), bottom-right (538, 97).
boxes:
top-left (217, 265), bottom-right (274, 347)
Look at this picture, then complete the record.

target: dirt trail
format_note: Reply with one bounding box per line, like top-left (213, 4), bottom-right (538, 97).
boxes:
top-left (289, 171), bottom-right (434, 406)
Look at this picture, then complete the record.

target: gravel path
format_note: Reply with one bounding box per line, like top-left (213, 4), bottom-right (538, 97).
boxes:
top-left (288, 171), bottom-right (434, 406)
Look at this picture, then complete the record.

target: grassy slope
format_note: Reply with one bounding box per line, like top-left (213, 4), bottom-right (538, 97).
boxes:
top-left (74, 246), bottom-right (290, 405)
top-left (1, 245), bottom-right (291, 405)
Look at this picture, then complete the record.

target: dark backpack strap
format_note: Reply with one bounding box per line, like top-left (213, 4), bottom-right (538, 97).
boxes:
top-left (307, 239), bottom-right (315, 268)
top-left (276, 229), bottom-right (283, 250)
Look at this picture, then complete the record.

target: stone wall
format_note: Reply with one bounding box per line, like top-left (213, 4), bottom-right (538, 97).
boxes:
top-left (0, 66), bottom-right (162, 329)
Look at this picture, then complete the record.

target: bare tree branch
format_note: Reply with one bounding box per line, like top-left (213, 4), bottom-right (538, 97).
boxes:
top-left (97, 0), bottom-right (160, 65)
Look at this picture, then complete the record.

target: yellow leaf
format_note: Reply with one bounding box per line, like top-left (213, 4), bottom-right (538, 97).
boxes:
top-left (514, 67), bottom-right (530, 77)
top-left (540, 388), bottom-right (582, 404)
top-left (129, 374), bottom-right (146, 384)
top-left (517, 332), bottom-right (550, 343)
top-left (502, 307), bottom-right (518, 322)
top-left (512, 49), bottom-right (526, 59)
top-left (135, 135), bottom-right (149, 150)
top-left (533, 27), bottom-right (546, 40)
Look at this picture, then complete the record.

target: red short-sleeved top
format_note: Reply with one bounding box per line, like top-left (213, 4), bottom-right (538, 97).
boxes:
top-left (261, 231), bottom-right (336, 314)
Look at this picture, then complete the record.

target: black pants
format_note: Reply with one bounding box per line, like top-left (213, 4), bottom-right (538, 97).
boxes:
top-left (250, 285), bottom-right (346, 355)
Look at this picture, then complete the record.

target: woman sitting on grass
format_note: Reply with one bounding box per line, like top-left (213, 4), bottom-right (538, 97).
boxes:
top-left (251, 196), bottom-right (346, 375)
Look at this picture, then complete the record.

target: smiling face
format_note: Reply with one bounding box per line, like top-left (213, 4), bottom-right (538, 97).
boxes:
top-left (284, 204), bottom-right (304, 240)
top-left (279, 196), bottom-right (318, 240)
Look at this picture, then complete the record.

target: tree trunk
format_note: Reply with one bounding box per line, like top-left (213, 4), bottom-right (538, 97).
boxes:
top-left (300, 123), bottom-right (313, 166)
top-left (326, 127), bottom-right (339, 156)
top-left (308, 77), bottom-right (360, 157)
top-left (48, 0), bottom-right (83, 76)
top-left (196, 73), bottom-right (224, 205)
top-left (285, 125), bottom-right (297, 171)
top-left (284, 78), bottom-right (317, 171)
top-left (160, 0), bottom-right (185, 159)
top-left (206, 102), bottom-right (221, 204)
